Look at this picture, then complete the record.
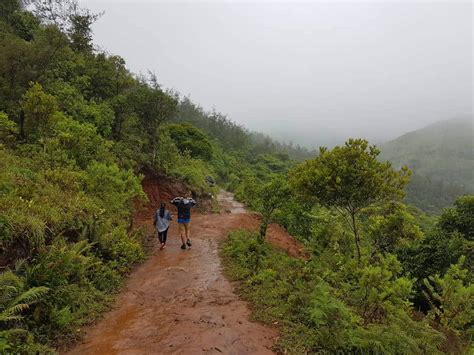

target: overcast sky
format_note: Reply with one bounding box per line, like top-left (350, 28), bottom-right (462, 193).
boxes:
top-left (82, 0), bottom-right (472, 147)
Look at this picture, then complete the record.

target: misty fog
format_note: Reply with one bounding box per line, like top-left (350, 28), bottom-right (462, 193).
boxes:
top-left (82, 0), bottom-right (472, 148)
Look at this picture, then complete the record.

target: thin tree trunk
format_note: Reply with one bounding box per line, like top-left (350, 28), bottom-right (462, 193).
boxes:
top-left (19, 109), bottom-right (25, 140)
top-left (151, 134), bottom-right (157, 165)
top-left (259, 215), bottom-right (269, 243)
top-left (114, 112), bottom-right (123, 141)
top-left (351, 211), bottom-right (361, 261)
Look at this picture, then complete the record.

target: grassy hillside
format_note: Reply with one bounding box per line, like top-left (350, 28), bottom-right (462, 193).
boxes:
top-left (380, 118), bottom-right (473, 213)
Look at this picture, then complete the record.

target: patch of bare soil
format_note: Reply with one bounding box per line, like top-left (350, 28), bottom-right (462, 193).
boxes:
top-left (65, 187), bottom-right (303, 354)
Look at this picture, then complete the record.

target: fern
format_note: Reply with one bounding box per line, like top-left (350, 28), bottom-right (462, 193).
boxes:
top-left (0, 271), bottom-right (49, 323)
top-left (423, 256), bottom-right (474, 334)
top-left (0, 269), bottom-right (49, 351)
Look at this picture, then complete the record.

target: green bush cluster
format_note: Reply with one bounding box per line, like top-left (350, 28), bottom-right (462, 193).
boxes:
top-left (0, 142), bottom-right (146, 351)
top-left (222, 230), bottom-right (448, 354)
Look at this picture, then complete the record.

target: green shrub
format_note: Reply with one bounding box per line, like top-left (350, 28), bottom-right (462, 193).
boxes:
top-left (85, 162), bottom-right (145, 220)
top-left (222, 230), bottom-right (444, 354)
top-left (22, 239), bottom-right (116, 343)
top-left (163, 123), bottom-right (214, 160)
top-left (424, 257), bottom-right (474, 337)
top-left (96, 227), bottom-right (144, 273)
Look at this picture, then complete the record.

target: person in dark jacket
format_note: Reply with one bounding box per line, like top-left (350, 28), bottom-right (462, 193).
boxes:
top-left (171, 196), bottom-right (196, 249)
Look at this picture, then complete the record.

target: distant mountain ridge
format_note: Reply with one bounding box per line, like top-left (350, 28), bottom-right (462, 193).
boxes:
top-left (380, 118), bottom-right (473, 213)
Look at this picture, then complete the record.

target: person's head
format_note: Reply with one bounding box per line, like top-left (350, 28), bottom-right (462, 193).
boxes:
top-left (159, 202), bottom-right (165, 218)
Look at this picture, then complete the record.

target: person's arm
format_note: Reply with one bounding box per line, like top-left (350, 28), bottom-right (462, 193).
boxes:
top-left (190, 198), bottom-right (197, 207)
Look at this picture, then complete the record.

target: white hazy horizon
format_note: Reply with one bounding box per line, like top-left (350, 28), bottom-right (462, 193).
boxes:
top-left (82, 0), bottom-right (472, 148)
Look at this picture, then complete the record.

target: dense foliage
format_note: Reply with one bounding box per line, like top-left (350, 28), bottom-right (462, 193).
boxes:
top-left (0, 1), bottom-right (471, 353)
top-left (0, 1), bottom-right (314, 351)
top-left (223, 230), bottom-right (446, 354)
top-left (230, 141), bottom-right (473, 353)
top-left (223, 201), bottom-right (473, 353)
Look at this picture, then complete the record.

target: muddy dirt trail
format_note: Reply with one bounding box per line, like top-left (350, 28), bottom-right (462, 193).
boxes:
top-left (65, 191), bottom-right (303, 355)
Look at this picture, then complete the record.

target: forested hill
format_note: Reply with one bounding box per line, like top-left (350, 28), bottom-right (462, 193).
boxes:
top-left (174, 97), bottom-right (314, 161)
top-left (380, 118), bottom-right (473, 213)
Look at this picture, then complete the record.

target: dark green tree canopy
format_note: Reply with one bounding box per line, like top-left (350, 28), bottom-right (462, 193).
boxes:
top-left (0, 0), bottom-right (22, 23)
top-left (290, 139), bottom-right (410, 214)
top-left (127, 83), bottom-right (178, 137)
top-left (163, 123), bottom-right (214, 160)
top-left (438, 195), bottom-right (474, 241)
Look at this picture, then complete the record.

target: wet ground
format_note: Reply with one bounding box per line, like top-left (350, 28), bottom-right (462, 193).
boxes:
top-left (217, 191), bottom-right (246, 214)
top-left (65, 191), bottom-right (302, 355)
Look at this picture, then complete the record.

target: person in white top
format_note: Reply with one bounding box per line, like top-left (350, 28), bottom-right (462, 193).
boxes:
top-left (153, 202), bottom-right (172, 250)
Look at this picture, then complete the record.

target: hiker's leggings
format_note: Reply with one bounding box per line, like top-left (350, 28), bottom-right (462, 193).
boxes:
top-left (158, 227), bottom-right (169, 244)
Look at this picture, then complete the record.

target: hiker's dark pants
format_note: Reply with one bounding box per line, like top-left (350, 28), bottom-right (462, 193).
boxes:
top-left (158, 228), bottom-right (169, 244)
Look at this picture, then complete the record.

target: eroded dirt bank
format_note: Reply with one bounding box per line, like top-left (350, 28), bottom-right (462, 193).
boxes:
top-left (65, 189), bottom-right (302, 354)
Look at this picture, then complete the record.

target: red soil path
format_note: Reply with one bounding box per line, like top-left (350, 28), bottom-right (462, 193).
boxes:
top-left (65, 185), bottom-right (303, 354)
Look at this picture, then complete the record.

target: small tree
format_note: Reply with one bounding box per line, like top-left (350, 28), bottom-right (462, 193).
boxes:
top-left (0, 113), bottom-right (18, 146)
top-left (21, 82), bottom-right (58, 140)
top-left (29, 0), bottom-right (103, 35)
top-left (290, 139), bottom-right (410, 260)
top-left (127, 83), bottom-right (178, 163)
top-left (253, 175), bottom-right (290, 243)
top-left (68, 13), bottom-right (95, 52)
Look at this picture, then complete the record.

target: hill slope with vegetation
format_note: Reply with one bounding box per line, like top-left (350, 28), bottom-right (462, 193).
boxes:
top-left (0, 1), bottom-right (472, 353)
top-left (0, 0), bottom-right (309, 351)
top-left (380, 118), bottom-right (473, 213)
top-left (227, 141), bottom-right (473, 353)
